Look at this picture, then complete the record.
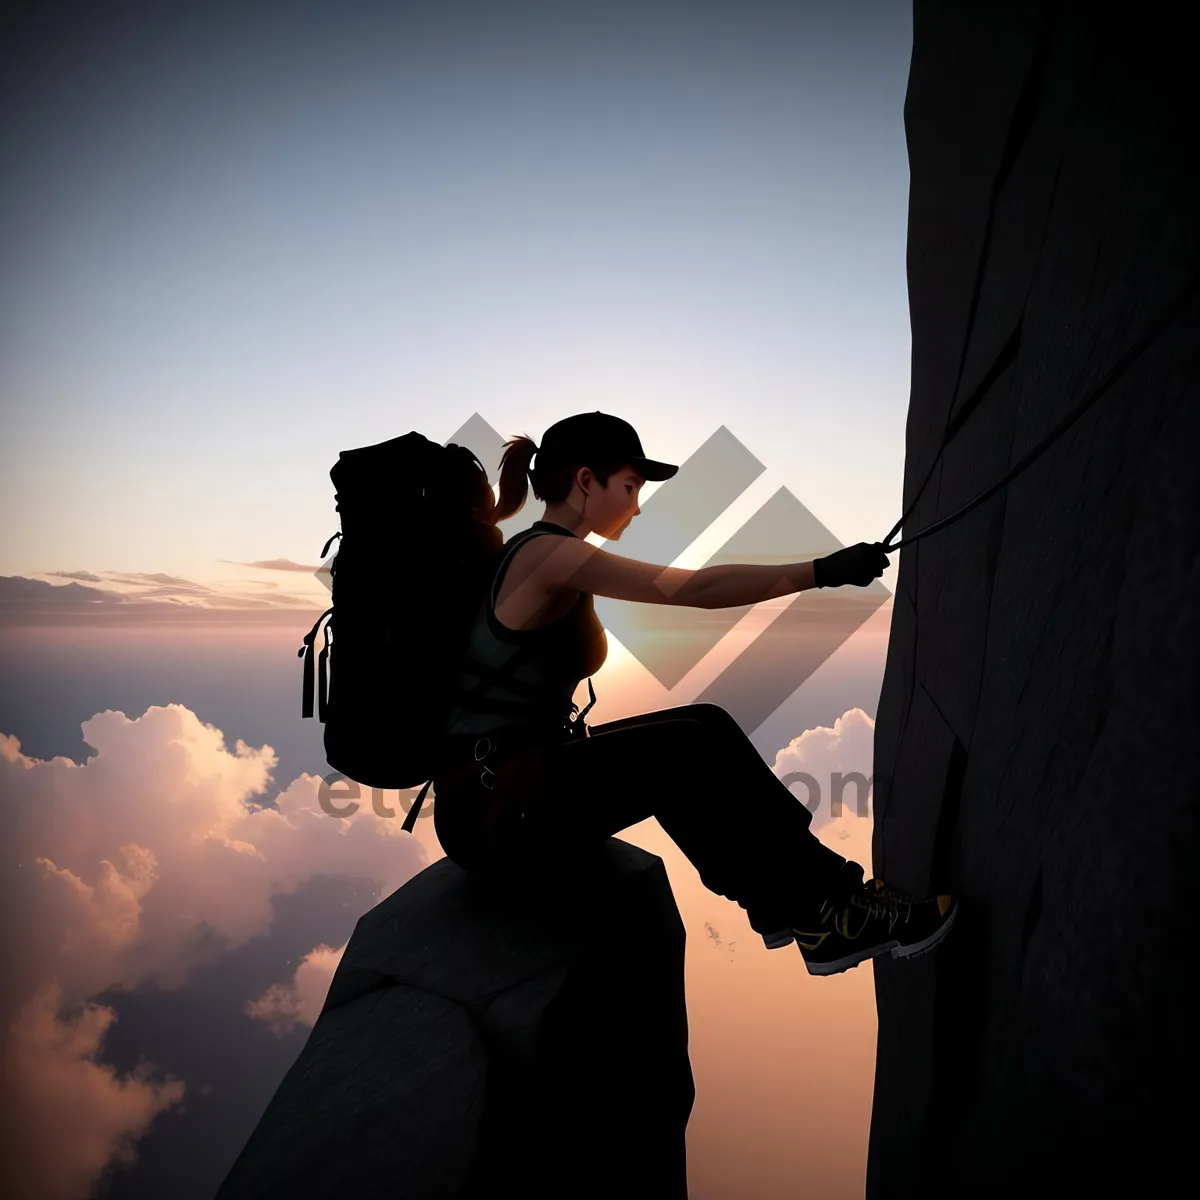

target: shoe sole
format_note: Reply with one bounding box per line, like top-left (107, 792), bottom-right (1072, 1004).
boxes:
top-left (761, 929), bottom-right (795, 950)
top-left (801, 900), bottom-right (959, 977)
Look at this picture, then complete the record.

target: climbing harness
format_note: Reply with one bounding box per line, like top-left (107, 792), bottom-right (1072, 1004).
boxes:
top-left (405, 679), bottom-right (596, 835)
top-left (881, 267), bottom-right (1200, 553)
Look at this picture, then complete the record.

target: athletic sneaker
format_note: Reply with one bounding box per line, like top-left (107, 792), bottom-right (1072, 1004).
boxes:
top-left (758, 860), bottom-right (867, 950)
top-left (792, 878), bottom-right (958, 976)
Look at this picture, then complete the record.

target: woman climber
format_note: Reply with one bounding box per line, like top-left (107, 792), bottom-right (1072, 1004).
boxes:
top-left (431, 411), bottom-right (957, 975)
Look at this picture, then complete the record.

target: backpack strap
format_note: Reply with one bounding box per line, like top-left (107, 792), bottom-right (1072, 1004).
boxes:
top-left (574, 677), bottom-right (597, 723)
top-left (402, 778), bottom-right (433, 834)
top-left (298, 607), bottom-right (334, 719)
top-left (317, 621), bottom-right (331, 722)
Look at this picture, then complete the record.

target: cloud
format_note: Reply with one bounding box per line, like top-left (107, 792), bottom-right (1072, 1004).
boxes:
top-left (224, 559), bottom-right (324, 573)
top-left (1, 705), bottom-right (429, 1193)
top-left (771, 707), bottom-right (875, 834)
top-left (0, 981), bottom-right (186, 1200)
top-left (246, 942), bottom-right (346, 1036)
top-left (102, 572), bottom-right (218, 599)
top-left (45, 570), bottom-right (105, 583)
top-left (0, 575), bottom-right (127, 607)
top-left (1, 575), bottom-right (326, 626)
top-left (82, 571), bottom-right (314, 608)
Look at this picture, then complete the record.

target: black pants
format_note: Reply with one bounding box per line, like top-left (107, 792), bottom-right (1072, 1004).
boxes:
top-left (433, 703), bottom-right (855, 933)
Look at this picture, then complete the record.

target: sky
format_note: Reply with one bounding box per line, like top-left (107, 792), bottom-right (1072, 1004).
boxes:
top-left (1, 0), bottom-right (912, 594)
top-left (1, 2), bottom-right (916, 1196)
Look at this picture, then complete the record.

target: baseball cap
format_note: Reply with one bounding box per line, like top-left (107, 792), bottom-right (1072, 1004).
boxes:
top-left (534, 411), bottom-right (678, 482)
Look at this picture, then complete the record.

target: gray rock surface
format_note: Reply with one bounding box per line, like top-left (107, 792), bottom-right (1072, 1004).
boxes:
top-left (869, 2), bottom-right (1198, 1196)
top-left (215, 837), bottom-right (694, 1199)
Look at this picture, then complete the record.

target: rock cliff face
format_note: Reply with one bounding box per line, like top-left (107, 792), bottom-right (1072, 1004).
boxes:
top-left (216, 838), bottom-right (694, 1199)
top-left (870, 2), bottom-right (1198, 1196)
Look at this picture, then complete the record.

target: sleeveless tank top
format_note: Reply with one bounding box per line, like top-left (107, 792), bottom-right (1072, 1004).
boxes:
top-left (441, 521), bottom-right (608, 741)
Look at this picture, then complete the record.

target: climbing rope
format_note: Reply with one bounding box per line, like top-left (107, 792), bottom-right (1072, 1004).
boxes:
top-left (881, 267), bottom-right (1200, 554)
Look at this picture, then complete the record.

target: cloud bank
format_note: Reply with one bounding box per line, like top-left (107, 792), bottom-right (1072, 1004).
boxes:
top-left (0, 574), bottom-right (325, 627)
top-left (0, 705), bottom-right (428, 1198)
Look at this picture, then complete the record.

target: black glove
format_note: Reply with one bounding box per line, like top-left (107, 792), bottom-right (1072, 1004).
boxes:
top-left (812, 542), bottom-right (890, 588)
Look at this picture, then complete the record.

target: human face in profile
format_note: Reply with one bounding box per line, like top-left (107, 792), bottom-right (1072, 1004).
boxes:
top-left (596, 466), bottom-right (644, 539)
top-left (542, 463), bottom-right (646, 539)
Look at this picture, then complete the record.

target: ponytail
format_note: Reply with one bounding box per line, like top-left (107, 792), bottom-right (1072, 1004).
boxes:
top-left (489, 429), bottom-right (625, 525)
top-left (491, 434), bottom-right (538, 524)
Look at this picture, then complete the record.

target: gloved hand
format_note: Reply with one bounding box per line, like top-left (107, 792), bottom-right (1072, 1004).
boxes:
top-left (812, 542), bottom-right (890, 588)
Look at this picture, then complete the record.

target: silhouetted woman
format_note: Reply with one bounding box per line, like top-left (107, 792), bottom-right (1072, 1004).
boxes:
top-left (432, 412), bottom-right (956, 974)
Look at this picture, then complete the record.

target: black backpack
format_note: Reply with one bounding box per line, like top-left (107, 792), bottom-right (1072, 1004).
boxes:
top-left (298, 431), bottom-right (503, 828)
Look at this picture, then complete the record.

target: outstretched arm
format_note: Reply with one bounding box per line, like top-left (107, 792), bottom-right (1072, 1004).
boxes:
top-left (534, 537), bottom-right (819, 609)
